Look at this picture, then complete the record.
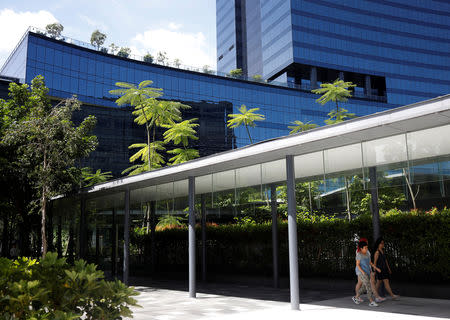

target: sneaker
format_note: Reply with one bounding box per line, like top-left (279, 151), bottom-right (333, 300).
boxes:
top-left (369, 301), bottom-right (379, 307)
top-left (375, 297), bottom-right (386, 303)
top-left (352, 296), bottom-right (361, 305)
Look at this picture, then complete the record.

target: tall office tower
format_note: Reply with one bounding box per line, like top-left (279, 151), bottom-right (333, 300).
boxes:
top-left (216, 0), bottom-right (247, 74)
top-left (217, 0), bottom-right (450, 106)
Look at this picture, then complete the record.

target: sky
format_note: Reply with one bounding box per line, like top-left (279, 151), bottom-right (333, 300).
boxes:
top-left (0, 0), bottom-right (217, 69)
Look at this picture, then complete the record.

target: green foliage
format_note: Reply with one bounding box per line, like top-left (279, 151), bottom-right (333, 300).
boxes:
top-left (109, 43), bottom-right (119, 55)
top-left (132, 209), bottom-right (450, 282)
top-left (229, 68), bottom-right (243, 78)
top-left (143, 53), bottom-right (154, 63)
top-left (167, 148), bottom-right (200, 165)
top-left (173, 58), bottom-right (182, 68)
top-left (288, 120), bottom-right (318, 134)
top-left (81, 168), bottom-right (113, 187)
top-left (110, 80), bottom-right (195, 172)
top-left (156, 214), bottom-right (185, 229)
top-left (162, 119), bottom-right (199, 146)
top-left (312, 79), bottom-right (356, 114)
top-left (1, 76), bottom-right (97, 255)
top-left (0, 253), bottom-right (139, 320)
top-left (227, 104), bottom-right (265, 144)
top-left (202, 65), bottom-right (212, 74)
top-left (117, 47), bottom-right (131, 58)
top-left (45, 23), bottom-right (64, 39)
top-left (156, 51), bottom-right (168, 65)
top-left (324, 108), bottom-right (356, 125)
top-left (251, 74), bottom-right (263, 82)
top-left (90, 30), bottom-right (107, 50)
top-left (126, 141), bottom-right (166, 173)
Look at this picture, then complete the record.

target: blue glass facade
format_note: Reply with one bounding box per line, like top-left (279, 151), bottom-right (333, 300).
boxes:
top-left (219, 0), bottom-right (450, 106)
top-left (216, 0), bottom-right (240, 73)
top-left (2, 31), bottom-right (398, 175)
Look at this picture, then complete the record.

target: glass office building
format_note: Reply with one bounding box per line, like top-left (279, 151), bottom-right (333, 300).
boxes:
top-left (1, 29), bottom-right (399, 176)
top-left (218, 0), bottom-right (450, 106)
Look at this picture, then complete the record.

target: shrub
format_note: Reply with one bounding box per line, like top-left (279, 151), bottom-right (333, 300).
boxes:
top-left (252, 74), bottom-right (263, 82)
top-left (229, 68), bottom-right (243, 78)
top-left (0, 252), bottom-right (139, 320)
top-left (143, 53), bottom-right (154, 63)
top-left (131, 209), bottom-right (450, 282)
top-left (117, 47), bottom-right (131, 58)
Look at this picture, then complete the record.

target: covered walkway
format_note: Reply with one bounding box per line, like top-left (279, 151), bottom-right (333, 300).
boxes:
top-left (53, 94), bottom-right (450, 310)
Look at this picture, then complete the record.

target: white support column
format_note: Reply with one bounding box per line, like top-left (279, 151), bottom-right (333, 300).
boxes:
top-left (188, 176), bottom-right (196, 298)
top-left (286, 155), bottom-right (300, 310)
top-left (270, 184), bottom-right (279, 288)
top-left (123, 188), bottom-right (130, 285)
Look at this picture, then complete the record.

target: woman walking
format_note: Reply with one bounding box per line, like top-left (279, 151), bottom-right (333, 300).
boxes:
top-left (352, 240), bottom-right (381, 307)
top-left (353, 238), bottom-right (385, 304)
top-left (374, 237), bottom-right (399, 300)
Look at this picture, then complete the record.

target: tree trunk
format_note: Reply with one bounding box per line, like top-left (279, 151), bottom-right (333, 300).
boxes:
top-left (147, 125), bottom-right (152, 170)
top-left (2, 214), bottom-right (8, 257)
top-left (41, 186), bottom-right (47, 257)
top-left (41, 148), bottom-right (48, 258)
top-left (345, 177), bottom-right (351, 221)
top-left (245, 125), bottom-right (253, 144)
top-left (403, 168), bottom-right (417, 210)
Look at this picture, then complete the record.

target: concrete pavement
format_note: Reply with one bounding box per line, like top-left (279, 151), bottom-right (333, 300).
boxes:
top-left (127, 280), bottom-right (450, 320)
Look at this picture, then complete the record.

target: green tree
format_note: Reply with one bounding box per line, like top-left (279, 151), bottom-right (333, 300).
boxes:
top-left (227, 104), bottom-right (265, 144)
top-left (252, 74), bottom-right (263, 82)
top-left (90, 29), bottom-right (107, 50)
top-left (82, 168), bottom-right (112, 187)
top-left (0, 80), bottom-right (40, 256)
top-left (143, 53), bottom-right (154, 63)
top-left (202, 65), bottom-right (212, 74)
top-left (162, 119), bottom-right (199, 165)
top-left (288, 120), bottom-right (318, 134)
top-left (173, 58), bottom-right (182, 68)
top-left (312, 79), bottom-right (356, 114)
top-left (2, 76), bottom-right (97, 256)
top-left (229, 68), bottom-right (243, 79)
top-left (117, 47), bottom-right (131, 58)
top-left (324, 108), bottom-right (356, 125)
top-left (156, 51), bottom-right (168, 65)
top-left (109, 43), bottom-right (119, 55)
top-left (109, 81), bottom-right (190, 173)
top-left (45, 23), bottom-right (63, 39)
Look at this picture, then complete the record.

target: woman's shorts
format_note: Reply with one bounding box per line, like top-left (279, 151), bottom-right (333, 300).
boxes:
top-left (376, 271), bottom-right (390, 280)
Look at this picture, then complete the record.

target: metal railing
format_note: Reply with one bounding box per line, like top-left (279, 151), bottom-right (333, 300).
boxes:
top-left (22, 27), bottom-right (387, 102)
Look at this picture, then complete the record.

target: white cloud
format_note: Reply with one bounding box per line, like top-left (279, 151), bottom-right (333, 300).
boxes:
top-left (131, 26), bottom-right (215, 69)
top-left (79, 14), bottom-right (108, 32)
top-left (168, 22), bottom-right (181, 31)
top-left (0, 9), bottom-right (57, 67)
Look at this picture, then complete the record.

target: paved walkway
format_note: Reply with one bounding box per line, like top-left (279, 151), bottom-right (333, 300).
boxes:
top-left (127, 280), bottom-right (450, 320)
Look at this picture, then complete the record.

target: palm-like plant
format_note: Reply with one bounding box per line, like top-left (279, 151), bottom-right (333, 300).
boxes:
top-left (312, 79), bottom-right (356, 113)
top-left (167, 148), bottom-right (200, 165)
top-left (122, 141), bottom-right (166, 175)
top-left (162, 119), bottom-right (199, 165)
top-left (288, 120), bottom-right (318, 134)
top-left (324, 108), bottom-right (356, 125)
top-left (81, 168), bottom-right (113, 187)
top-left (227, 105), bottom-right (265, 144)
top-left (110, 81), bottom-right (189, 173)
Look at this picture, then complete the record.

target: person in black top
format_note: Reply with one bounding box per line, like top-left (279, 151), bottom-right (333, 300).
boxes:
top-left (373, 237), bottom-right (399, 300)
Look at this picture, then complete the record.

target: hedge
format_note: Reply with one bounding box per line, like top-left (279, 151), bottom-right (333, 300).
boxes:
top-left (130, 209), bottom-right (450, 282)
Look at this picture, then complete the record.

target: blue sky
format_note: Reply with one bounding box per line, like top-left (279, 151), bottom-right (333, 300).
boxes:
top-left (0, 0), bottom-right (217, 69)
